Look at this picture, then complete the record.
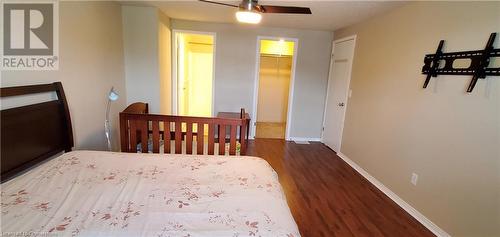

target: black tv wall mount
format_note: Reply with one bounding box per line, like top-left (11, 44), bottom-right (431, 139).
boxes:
top-left (421, 32), bottom-right (499, 93)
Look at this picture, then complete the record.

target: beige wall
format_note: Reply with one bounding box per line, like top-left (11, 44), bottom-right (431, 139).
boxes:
top-left (122, 6), bottom-right (160, 113)
top-left (159, 11), bottom-right (172, 115)
top-left (335, 2), bottom-right (500, 236)
top-left (122, 6), bottom-right (171, 114)
top-left (171, 19), bottom-right (333, 139)
top-left (1, 1), bottom-right (126, 151)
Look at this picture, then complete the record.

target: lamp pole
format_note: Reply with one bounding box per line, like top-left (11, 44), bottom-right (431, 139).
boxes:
top-left (105, 87), bottom-right (118, 151)
top-left (105, 99), bottom-right (112, 151)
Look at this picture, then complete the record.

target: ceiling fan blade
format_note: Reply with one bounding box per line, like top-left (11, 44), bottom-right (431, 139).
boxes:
top-left (198, 0), bottom-right (239, 8)
top-left (260, 5), bottom-right (312, 14)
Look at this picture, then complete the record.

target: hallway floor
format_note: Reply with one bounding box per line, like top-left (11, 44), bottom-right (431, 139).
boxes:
top-left (255, 122), bottom-right (286, 139)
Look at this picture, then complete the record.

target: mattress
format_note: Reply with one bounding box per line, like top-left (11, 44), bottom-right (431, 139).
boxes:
top-left (1, 151), bottom-right (300, 237)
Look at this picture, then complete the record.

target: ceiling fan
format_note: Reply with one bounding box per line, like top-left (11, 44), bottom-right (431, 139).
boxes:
top-left (199, 0), bottom-right (312, 24)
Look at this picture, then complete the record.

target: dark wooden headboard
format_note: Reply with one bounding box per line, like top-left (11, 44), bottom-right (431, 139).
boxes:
top-left (0, 82), bottom-right (73, 182)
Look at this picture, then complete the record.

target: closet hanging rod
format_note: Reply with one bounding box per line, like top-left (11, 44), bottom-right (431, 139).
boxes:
top-left (188, 42), bottom-right (213, 46)
top-left (260, 54), bottom-right (293, 58)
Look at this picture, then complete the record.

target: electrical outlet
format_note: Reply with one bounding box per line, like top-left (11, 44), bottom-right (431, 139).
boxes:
top-left (411, 173), bottom-right (418, 186)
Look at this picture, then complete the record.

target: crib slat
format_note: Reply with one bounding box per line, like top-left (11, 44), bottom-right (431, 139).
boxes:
top-left (120, 112), bottom-right (248, 156)
top-left (219, 124), bottom-right (226, 155)
top-left (152, 121), bottom-right (160, 153)
top-left (175, 121), bottom-right (182, 154)
top-left (208, 123), bottom-right (215, 155)
top-left (163, 121), bottom-right (171, 154)
top-left (197, 123), bottom-right (204, 155)
top-left (239, 122), bottom-right (247, 155)
top-left (141, 120), bottom-right (148, 153)
top-left (186, 122), bottom-right (193, 154)
top-left (130, 120), bottom-right (137, 153)
top-left (229, 125), bottom-right (237, 155)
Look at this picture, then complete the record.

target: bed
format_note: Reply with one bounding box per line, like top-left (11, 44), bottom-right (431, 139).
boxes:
top-left (0, 82), bottom-right (300, 237)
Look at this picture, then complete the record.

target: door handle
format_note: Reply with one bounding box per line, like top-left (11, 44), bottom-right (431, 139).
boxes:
top-left (338, 102), bottom-right (345, 107)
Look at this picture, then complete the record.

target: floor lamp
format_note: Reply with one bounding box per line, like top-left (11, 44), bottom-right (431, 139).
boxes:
top-left (105, 87), bottom-right (119, 151)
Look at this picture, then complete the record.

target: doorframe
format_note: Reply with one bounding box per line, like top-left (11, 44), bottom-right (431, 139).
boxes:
top-left (320, 35), bottom-right (357, 150)
top-left (251, 36), bottom-right (299, 140)
top-left (172, 29), bottom-right (217, 116)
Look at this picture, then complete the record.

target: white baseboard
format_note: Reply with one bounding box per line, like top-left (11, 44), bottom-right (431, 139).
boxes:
top-left (337, 152), bottom-right (451, 237)
top-left (288, 137), bottom-right (321, 142)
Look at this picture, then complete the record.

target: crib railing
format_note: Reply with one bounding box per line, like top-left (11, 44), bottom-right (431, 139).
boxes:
top-left (119, 112), bottom-right (247, 155)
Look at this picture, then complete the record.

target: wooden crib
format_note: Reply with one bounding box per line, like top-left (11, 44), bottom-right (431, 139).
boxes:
top-left (120, 103), bottom-right (248, 155)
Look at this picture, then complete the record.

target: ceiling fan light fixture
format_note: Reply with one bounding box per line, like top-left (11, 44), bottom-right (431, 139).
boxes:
top-left (236, 10), bottom-right (262, 24)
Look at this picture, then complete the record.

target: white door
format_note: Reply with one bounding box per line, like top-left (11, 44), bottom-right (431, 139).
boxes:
top-left (323, 37), bottom-right (356, 152)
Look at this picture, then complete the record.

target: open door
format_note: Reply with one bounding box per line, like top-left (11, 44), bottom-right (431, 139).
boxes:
top-left (174, 32), bottom-right (215, 117)
top-left (254, 39), bottom-right (296, 139)
top-left (323, 36), bottom-right (356, 152)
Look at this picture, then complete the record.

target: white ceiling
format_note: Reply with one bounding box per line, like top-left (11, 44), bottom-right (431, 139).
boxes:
top-left (121, 1), bottom-right (407, 31)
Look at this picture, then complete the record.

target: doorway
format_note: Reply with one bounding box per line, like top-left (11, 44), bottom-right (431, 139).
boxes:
top-left (253, 38), bottom-right (297, 139)
top-left (173, 31), bottom-right (215, 117)
top-left (322, 36), bottom-right (356, 152)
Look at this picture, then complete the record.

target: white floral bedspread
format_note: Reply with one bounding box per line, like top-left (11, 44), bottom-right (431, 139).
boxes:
top-left (1, 151), bottom-right (300, 237)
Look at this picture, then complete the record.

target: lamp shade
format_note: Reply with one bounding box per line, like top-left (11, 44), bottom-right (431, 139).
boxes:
top-left (236, 10), bottom-right (262, 24)
top-left (108, 87), bottom-right (119, 101)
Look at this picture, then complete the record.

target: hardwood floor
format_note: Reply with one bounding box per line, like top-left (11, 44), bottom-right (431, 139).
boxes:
top-left (255, 122), bottom-right (286, 139)
top-left (246, 139), bottom-right (435, 237)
